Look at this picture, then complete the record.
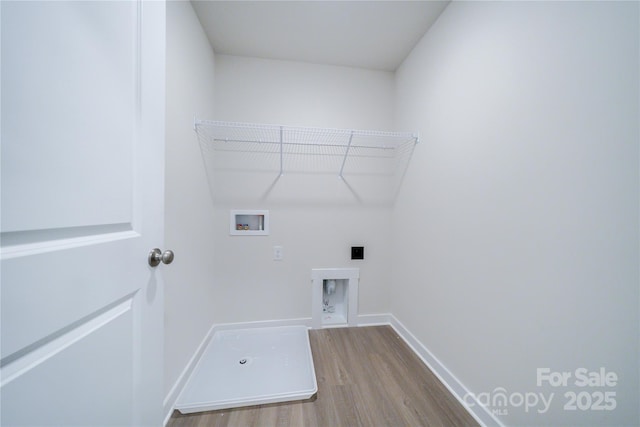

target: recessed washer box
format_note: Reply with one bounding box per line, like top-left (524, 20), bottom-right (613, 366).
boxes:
top-left (311, 268), bottom-right (359, 329)
top-left (230, 210), bottom-right (269, 235)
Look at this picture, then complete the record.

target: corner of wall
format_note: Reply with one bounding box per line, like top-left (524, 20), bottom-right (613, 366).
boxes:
top-left (164, 0), bottom-right (218, 406)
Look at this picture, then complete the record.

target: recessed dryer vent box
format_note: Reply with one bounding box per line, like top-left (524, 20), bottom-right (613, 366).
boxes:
top-left (230, 210), bottom-right (269, 235)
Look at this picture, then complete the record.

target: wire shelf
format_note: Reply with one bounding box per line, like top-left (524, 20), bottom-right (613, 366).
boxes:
top-left (194, 120), bottom-right (419, 179)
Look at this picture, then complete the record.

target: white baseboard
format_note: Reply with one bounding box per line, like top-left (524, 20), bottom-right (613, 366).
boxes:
top-left (163, 322), bottom-right (217, 426)
top-left (210, 317), bottom-right (313, 332)
top-left (388, 314), bottom-right (504, 427)
top-left (357, 312), bottom-right (392, 326)
top-left (163, 314), bottom-right (503, 427)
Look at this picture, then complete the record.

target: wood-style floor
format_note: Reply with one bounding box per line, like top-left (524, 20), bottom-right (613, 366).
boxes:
top-left (167, 325), bottom-right (479, 427)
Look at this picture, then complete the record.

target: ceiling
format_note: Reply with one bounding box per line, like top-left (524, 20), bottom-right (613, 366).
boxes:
top-left (191, 1), bottom-right (450, 71)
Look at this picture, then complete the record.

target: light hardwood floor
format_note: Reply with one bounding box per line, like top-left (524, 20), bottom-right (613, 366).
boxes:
top-left (167, 325), bottom-right (479, 427)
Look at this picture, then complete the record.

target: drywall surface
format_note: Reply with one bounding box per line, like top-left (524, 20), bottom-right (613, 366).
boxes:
top-left (210, 55), bottom-right (395, 323)
top-left (392, 1), bottom-right (639, 425)
top-left (214, 54), bottom-right (395, 130)
top-left (164, 0), bottom-right (217, 400)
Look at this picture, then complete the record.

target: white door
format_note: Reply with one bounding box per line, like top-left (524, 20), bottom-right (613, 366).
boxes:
top-left (1, 1), bottom-right (166, 426)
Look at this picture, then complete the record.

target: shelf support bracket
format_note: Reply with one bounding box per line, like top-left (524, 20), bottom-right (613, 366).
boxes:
top-left (279, 126), bottom-right (284, 176)
top-left (339, 131), bottom-right (354, 179)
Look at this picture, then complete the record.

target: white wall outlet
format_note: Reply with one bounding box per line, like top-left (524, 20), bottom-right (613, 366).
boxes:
top-left (273, 245), bottom-right (284, 261)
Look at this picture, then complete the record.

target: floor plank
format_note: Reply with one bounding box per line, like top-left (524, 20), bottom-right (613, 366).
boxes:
top-left (168, 326), bottom-right (478, 427)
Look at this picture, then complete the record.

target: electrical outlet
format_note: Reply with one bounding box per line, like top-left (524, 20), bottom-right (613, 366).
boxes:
top-left (351, 246), bottom-right (364, 260)
top-left (273, 245), bottom-right (284, 261)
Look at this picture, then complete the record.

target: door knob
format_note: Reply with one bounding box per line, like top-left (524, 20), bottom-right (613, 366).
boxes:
top-left (148, 248), bottom-right (174, 267)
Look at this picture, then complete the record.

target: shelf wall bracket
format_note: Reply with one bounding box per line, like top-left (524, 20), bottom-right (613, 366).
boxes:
top-left (279, 126), bottom-right (284, 177)
top-left (338, 131), bottom-right (354, 179)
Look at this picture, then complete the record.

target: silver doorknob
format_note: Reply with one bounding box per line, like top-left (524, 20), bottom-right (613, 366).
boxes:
top-left (148, 248), bottom-right (174, 267)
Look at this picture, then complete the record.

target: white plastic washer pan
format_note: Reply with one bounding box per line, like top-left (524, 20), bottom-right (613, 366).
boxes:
top-left (175, 325), bottom-right (317, 413)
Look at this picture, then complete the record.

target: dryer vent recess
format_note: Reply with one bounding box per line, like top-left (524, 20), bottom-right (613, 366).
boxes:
top-left (351, 246), bottom-right (364, 260)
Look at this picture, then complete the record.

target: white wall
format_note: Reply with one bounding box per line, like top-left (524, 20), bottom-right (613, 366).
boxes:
top-left (210, 55), bottom-right (395, 324)
top-left (214, 55), bottom-right (395, 129)
top-left (392, 2), bottom-right (639, 426)
top-left (164, 0), bottom-right (217, 403)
